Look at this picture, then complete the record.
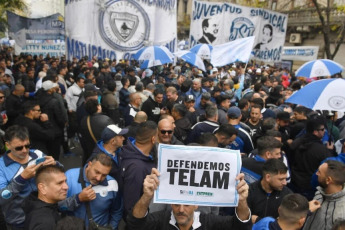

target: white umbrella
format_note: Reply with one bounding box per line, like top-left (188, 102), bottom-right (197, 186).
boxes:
top-left (174, 50), bottom-right (206, 72)
top-left (286, 78), bottom-right (345, 111)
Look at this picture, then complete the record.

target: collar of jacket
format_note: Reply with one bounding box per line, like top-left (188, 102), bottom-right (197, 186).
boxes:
top-left (169, 211), bottom-right (201, 229)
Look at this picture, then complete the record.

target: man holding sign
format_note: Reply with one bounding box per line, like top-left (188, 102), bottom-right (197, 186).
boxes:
top-left (126, 168), bottom-right (252, 229)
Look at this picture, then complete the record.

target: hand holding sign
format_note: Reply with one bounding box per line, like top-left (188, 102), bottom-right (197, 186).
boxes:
top-left (143, 168), bottom-right (160, 200)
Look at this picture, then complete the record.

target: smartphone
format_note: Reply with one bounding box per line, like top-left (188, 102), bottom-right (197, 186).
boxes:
top-left (36, 157), bottom-right (46, 164)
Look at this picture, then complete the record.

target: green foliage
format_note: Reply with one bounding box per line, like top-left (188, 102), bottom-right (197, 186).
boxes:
top-left (0, 0), bottom-right (27, 33)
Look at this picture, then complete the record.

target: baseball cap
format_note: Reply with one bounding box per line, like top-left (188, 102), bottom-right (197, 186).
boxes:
top-left (42, 80), bottom-right (58, 91)
top-left (84, 83), bottom-right (98, 92)
top-left (101, 124), bottom-right (129, 142)
top-left (227, 106), bottom-right (241, 118)
top-left (185, 95), bottom-right (195, 103)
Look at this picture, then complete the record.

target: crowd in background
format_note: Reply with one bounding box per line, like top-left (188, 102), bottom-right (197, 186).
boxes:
top-left (0, 44), bottom-right (345, 230)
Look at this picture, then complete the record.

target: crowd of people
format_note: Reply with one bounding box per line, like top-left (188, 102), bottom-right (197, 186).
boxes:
top-left (0, 45), bottom-right (345, 230)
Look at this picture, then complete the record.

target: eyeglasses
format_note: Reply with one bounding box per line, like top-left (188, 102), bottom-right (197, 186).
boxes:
top-left (14, 144), bottom-right (31, 151)
top-left (317, 128), bottom-right (325, 132)
top-left (160, 130), bottom-right (173, 135)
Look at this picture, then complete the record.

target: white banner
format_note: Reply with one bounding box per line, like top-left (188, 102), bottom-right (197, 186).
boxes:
top-left (190, 0), bottom-right (288, 62)
top-left (65, 0), bottom-right (177, 60)
top-left (15, 43), bottom-right (65, 57)
top-left (154, 144), bottom-right (241, 207)
top-left (282, 46), bottom-right (319, 61)
top-left (211, 36), bottom-right (255, 67)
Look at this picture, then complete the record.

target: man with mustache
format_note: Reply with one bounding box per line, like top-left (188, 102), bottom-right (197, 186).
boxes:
top-left (127, 168), bottom-right (252, 230)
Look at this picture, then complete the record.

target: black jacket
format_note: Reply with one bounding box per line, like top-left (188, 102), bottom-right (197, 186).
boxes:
top-left (5, 94), bottom-right (23, 127)
top-left (126, 210), bottom-right (252, 230)
top-left (121, 138), bottom-right (155, 216)
top-left (141, 96), bottom-right (164, 123)
top-left (23, 192), bottom-right (62, 230)
top-left (14, 115), bottom-right (55, 153)
top-left (174, 117), bottom-right (191, 143)
top-left (79, 113), bottom-right (114, 163)
top-left (247, 180), bottom-right (292, 223)
top-left (37, 91), bottom-right (66, 136)
top-left (290, 133), bottom-right (333, 190)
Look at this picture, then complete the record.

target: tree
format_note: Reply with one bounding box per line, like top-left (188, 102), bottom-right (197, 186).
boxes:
top-left (312, 0), bottom-right (345, 60)
top-left (0, 0), bottom-right (27, 33)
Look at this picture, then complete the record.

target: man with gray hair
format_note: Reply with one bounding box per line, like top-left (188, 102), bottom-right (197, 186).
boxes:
top-left (186, 78), bottom-right (207, 109)
top-left (186, 104), bottom-right (219, 144)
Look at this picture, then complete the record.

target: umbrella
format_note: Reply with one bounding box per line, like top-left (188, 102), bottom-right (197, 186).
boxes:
top-left (295, 59), bottom-right (344, 78)
top-left (134, 46), bottom-right (173, 69)
top-left (174, 50), bottom-right (206, 72)
top-left (285, 78), bottom-right (345, 111)
top-left (190, 44), bottom-right (213, 59)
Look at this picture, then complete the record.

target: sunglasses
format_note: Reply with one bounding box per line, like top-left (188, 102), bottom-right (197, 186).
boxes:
top-left (160, 130), bottom-right (173, 135)
top-left (14, 144), bottom-right (31, 151)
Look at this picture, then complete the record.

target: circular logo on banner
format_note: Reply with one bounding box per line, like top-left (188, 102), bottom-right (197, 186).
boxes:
top-left (99, 0), bottom-right (150, 51)
top-left (328, 96), bottom-right (345, 110)
top-left (229, 17), bottom-right (255, 41)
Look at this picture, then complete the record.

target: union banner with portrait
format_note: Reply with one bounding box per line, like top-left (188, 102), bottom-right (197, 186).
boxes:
top-left (190, 0), bottom-right (288, 62)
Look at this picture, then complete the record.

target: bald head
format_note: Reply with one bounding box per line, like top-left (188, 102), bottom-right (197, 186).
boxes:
top-left (134, 111), bottom-right (148, 123)
top-left (158, 118), bottom-right (174, 144)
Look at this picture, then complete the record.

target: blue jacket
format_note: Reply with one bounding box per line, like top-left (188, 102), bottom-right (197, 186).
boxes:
top-left (0, 150), bottom-right (75, 227)
top-left (227, 124), bottom-right (254, 155)
top-left (241, 155), bottom-right (265, 184)
top-left (253, 217), bottom-right (281, 230)
top-left (65, 166), bottom-right (123, 229)
top-left (0, 149), bottom-right (43, 226)
top-left (186, 120), bottom-right (219, 144)
top-left (186, 88), bottom-right (207, 109)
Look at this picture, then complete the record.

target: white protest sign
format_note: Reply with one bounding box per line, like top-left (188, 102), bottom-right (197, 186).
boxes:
top-left (190, 0), bottom-right (288, 62)
top-left (281, 46), bottom-right (319, 61)
top-left (15, 43), bottom-right (65, 57)
top-left (154, 144), bottom-right (241, 207)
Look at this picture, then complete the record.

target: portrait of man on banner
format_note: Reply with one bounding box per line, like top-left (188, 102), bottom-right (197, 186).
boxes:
top-left (198, 18), bottom-right (220, 44)
top-left (254, 24), bottom-right (273, 50)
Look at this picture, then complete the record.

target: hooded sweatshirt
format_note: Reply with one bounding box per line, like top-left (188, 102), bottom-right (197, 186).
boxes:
top-left (121, 138), bottom-right (155, 217)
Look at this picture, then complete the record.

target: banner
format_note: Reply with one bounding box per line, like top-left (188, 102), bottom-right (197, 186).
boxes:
top-left (281, 46), bottom-right (319, 61)
top-left (7, 11), bottom-right (65, 46)
top-left (65, 0), bottom-right (177, 61)
top-left (211, 36), bottom-right (255, 67)
top-left (15, 42), bottom-right (65, 57)
top-left (154, 144), bottom-right (241, 206)
top-left (190, 0), bottom-right (288, 62)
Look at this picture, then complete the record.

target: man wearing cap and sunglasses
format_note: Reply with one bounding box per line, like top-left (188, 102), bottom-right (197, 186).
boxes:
top-left (0, 125), bottom-right (58, 229)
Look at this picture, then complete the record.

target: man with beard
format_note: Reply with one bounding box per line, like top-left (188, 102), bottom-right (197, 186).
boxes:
top-left (245, 104), bottom-right (263, 140)
top-left (198, 18), bottom-right (220, 44)
top-left (303, 160), bottom-right (345, 230)
top-left (126, 168), bottom-right (252, 230)
top-left (247, 159), bottom-right (292, 224)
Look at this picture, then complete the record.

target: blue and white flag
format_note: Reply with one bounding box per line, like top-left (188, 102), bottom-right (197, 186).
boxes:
top-left (190, 0), bottom-right (288, 62)
top-left (211, 36), bottom-right (255, 67)
top-left (65, 0), bottom-right (177, 60)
